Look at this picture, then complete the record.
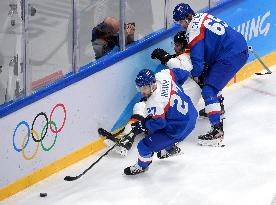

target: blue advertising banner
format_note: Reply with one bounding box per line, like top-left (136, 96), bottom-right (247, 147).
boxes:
top-left (211, 0), bottom-right (275, 61)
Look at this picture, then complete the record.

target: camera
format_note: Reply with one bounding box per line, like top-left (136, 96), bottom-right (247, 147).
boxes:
top-left (124, 22), bottom-right (135, 29)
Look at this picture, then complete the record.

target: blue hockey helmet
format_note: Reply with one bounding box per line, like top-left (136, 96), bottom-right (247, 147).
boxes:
top-left (135, 69), bottom-right (156, 87)
top-left (173, 3), bottom-right (194, 22)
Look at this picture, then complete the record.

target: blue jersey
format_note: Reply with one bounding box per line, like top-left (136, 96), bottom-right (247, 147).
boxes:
top-left (187, 13), bottom-right (248, 77)
top-left (144, 68), bottom-right (198, 139)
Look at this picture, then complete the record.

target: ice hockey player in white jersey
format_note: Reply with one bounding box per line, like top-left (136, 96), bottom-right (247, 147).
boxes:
top-left (124, 68), bottom-right (198, 175)
top-left (151, 31), bottom-right (201, 107)
top-left (102, 31), bottom-right (200, 156)
top-left (103, 32), bottom-right (199, 156)
top-left (152, 31), bottom-right (225, 118)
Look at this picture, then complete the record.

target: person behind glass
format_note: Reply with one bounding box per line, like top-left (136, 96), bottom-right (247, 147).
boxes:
top-left (91, 16), bottom-right (135, 59)
top-left (172, 3), bottom-right (248, 146)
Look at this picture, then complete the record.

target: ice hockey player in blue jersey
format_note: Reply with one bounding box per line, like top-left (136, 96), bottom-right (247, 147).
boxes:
top-left (124, 68), bottom-right (198, 175)
top-left (173, 3), bottom-right (248, 146)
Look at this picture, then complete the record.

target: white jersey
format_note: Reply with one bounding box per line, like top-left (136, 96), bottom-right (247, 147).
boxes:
top-left (122, 70), bottom-right (172, 138)
top-left (143, 69), bottom-right (197, 137)
top-left (166, 52), bottom-right (201, 107)
top-left (132, 71), bottom-right (172, 122)
top-left (145, 69), bottom-right (172, 117)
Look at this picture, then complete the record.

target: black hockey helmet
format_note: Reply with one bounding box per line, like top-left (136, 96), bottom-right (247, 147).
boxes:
top-left (174, 31), bottom-right (188, 48)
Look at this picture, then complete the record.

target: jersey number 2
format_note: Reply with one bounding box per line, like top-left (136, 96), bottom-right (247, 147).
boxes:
top-left (170, 93), bottom-right (188, 115)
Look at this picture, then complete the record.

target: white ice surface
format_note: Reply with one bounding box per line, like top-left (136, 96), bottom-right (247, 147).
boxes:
top-left (3, 65), bottom-right (276, 205)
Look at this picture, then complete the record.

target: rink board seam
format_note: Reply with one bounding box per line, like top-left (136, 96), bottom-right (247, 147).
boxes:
top-left (0, 138), bottom-right (106, 201)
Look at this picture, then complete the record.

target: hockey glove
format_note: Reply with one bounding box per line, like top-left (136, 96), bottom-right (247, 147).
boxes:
top-left (151, 48), bottom-right (173, 65)
top-left (131, 120), bottom-right (147, 135)
top-left (131, 115), bottom-right (153, 135)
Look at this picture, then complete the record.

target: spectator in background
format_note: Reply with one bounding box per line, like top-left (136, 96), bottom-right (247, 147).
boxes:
top-left (91, 16), bottom-right (135, 59)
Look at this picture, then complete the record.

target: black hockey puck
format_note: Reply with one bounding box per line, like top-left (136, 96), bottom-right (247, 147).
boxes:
top-left (40, 193), bottom-right (47, 197)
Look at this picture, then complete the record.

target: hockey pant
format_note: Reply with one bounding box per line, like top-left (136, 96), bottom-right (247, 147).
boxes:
top-left (202, 51), bottom-right (248, 126)
top-left (136, 120), bottom-right (195, 169)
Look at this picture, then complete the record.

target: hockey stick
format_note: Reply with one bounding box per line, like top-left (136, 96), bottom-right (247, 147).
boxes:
top-left (98, 127), bottom-right (124, 140)
top-left (248, 46), bottom-right (272, 75)
top-left (64, 132), bottom-right (131, 182)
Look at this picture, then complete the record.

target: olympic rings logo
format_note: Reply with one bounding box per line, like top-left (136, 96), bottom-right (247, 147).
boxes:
top-left (12, 103), bottom-right (67, 160)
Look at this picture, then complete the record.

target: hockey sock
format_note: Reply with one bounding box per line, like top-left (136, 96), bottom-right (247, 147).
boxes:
top-left (138, 153), bottom-right (153, 169)
top-left (202, 85), bottom-right (221, 126)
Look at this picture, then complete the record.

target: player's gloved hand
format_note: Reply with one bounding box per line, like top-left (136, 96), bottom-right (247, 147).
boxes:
top-left (131, 120), bottom-right (147, 135)
top-left (131, 114), bottom-right (153, 135)
top-left (151, 48), bottom-right (173, 65)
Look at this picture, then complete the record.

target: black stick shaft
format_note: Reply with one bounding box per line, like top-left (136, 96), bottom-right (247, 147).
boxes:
top-left (79, 143), bottom-right (117, 177)
top-left (248, 46), bottom-right (272, 73)
top-left (64, 132), bottom-right (131, 181)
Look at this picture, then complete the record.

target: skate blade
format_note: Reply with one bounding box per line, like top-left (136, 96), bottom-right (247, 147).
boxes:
top-left (158, 151), bottom-right (184, 159)
top-left (122, 167), bottom-right (149, 176)
top-left (198, 138), bottom-right (225, 147)
top-left (171, 151), bottom-right (184, 157)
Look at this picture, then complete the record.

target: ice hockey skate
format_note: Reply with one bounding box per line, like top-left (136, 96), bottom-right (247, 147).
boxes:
top-left (124, 163), bottom-right (148, 175)
top-left (198, 122), bottom-right (224, 147)
top-left (157, 144), bottom-right (182, 159)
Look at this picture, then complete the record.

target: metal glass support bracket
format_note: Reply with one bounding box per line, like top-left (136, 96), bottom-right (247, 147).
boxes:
top-left (22, 0), bottom-right (32, 96)
top-left (119, 0), bottom-right (126, 51)
top-left (164, 0), bottom-right (170, 29)
top-left (72, 0), bottom-right (80, 73)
